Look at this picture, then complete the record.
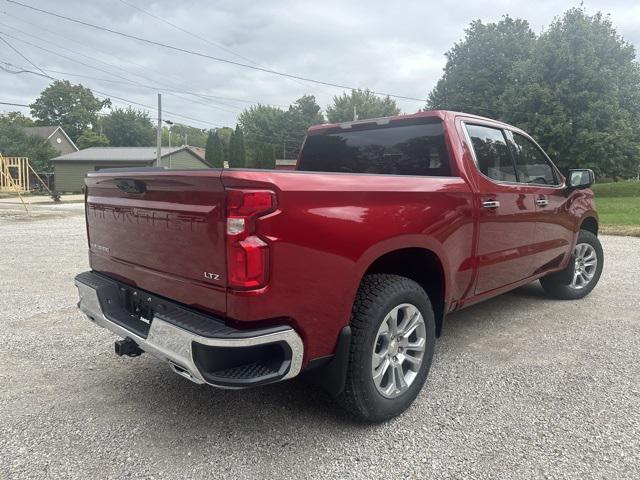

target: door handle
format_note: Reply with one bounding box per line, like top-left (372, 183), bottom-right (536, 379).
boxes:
top-left (482, 200), bottom-right (500, 209)
top-left (536, 198), bottom-right (549, 207)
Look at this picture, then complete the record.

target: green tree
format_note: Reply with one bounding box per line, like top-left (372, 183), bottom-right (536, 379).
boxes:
top-left (326, 89), bottom-right (400, 123)
top-left (0, 114), bottom-right (57, 172)
top-left (161, 123), bottom-right (208, 147)
top-left (246, 143), bottom-right (276, 169)
top-left (229, 125), bottom-right (246, 168)
top-left (238, 96), bottom-right (324, 159)
top-left (260, 143), bottom-right (276, 169)
top-left (285, 95), bottom-right (324, 157)
top-left (501, 8), bottom-right (640, 178)
top-left (2, 111), bottom-right (34, 127)
top-left (426, 16), bottom-right (536, 118)
top-left (205, 130), bottom-right (224, 167)
top-left (75, 129), bottom-right (110, 149)
top-left (101, 107), bottom-right (155, 147)
top-left (30, 80), bottom-right (110, 141)
top-left (238, 104), bottom-right (286, 159)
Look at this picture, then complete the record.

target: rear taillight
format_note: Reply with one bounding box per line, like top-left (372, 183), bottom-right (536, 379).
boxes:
top-left (226, 189), bottom-right (276, 289)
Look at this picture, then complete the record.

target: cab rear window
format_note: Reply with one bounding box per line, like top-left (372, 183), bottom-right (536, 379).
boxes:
top-left (298, 120), bottom-right (451, 176)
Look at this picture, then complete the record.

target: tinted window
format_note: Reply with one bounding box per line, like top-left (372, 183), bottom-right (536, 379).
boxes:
top-left (298, 121), bottom-right (451, 176)
top-left (465, 124), bottom-right (516, 182)
top-left (508, 132), bottom-right (558, 185)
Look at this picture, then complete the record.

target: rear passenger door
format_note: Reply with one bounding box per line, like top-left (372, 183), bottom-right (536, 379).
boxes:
top-left (463, 123), bottom-right (538, 295)
top-left (506, 131), bottom-right (573, 273)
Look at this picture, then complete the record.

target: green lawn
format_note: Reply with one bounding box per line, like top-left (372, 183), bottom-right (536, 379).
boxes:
top-left (595, 197), bottom-right (640, 225)
top-left (591, 181), bottom-right (640, 236)
top-left (591, 181), bottom-right (640, 198)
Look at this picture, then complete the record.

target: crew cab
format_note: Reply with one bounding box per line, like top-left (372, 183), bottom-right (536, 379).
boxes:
top-left (74, 110), bottom-right (603, 421)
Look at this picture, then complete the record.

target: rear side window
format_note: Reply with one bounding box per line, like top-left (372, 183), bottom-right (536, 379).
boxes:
top-left (298, 120), bottom-right (451, 176)
top-left (507, 132), bottom-right (559, 185)
top-left (465, 124), bottom-right (516, 182)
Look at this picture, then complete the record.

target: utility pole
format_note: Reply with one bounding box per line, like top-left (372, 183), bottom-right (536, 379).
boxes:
top-left (156, 93), bottom-right (162, 166)
top-left (353, 104), bottom-right (358, 121)
top-left (283, 139), bottom-right (286, 160)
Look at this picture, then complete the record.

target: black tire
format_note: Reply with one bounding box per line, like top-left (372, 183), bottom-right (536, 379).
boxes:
top-left (338, 274), bottom-right (436, 422)
top-left (540, 229), bottom-right (603, 300)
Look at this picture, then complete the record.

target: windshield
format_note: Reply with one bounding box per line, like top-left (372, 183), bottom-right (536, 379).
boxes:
top-left (298, 120), bottom-right (451, 176)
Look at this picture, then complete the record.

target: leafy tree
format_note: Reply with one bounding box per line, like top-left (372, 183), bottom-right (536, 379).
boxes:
top-left (215, 127), bottom-right (234, 164)
top-left (238, 104), bottom-right (286, 159)
top-left (246, 143), bottom-right (275, 169)
top-left (205, 130), bottom-right (224, 167)
top-left (285, 95), bottom-right (324, 157)
top-left (101, 107), bottom-right (155, 147)
top-left (229, 125), bottom-right (246, 168)
top-left (426, 16), bottom-right (536, 118)
top-left (501, 8), bottom-right (640, 178)
top-left (237, 96), bottom-right (324, 160)
top-left (260, 143), bottom-right (276, 169)
top-left (76, 129), bottom-right (110, 149)
top-left (0, 115), bottom-right (57, 172)
top-left (2, 111), bottom-right (34, 127)
top-left (30, 80), bottom-right (110, 141)
top-left (161, 123), bottom-right (208, 147)
top-left (428, 8), bottom-right (640, 179)
top-left (326, 89), bottom-right (399, 123)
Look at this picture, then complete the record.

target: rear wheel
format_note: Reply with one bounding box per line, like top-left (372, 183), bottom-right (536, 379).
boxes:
top-left (338, 274), bottom-right (436, 422)
top-left (540, 229), bottom-right (603, 300)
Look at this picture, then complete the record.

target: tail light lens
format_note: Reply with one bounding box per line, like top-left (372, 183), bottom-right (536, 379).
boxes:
top-left (226, 189), bottom-right (276, 289)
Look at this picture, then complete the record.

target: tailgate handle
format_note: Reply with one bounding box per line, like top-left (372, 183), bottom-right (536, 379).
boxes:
top-left (116, 179), bottom-right (146, 194)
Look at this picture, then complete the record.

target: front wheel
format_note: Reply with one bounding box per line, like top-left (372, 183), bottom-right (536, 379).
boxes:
top-left (338, 274), bottom-right (436, 422)
top-left (540, 229), bottom-right (604, 300)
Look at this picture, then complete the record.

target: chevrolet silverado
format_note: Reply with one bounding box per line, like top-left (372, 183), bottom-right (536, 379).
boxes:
top-left (75, 110), bottom-right (602, 421)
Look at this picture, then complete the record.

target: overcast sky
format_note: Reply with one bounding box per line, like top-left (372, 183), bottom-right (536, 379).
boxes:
top-left (0, 0), bottom-right (638, 130)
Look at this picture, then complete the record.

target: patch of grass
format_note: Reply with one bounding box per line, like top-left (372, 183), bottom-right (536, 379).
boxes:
top-left (595, 197), bottom-right (640, 225)
top-left (591, 181), bottom-right (640, 197)
top-left (590, 181), bottom-right (640, 236)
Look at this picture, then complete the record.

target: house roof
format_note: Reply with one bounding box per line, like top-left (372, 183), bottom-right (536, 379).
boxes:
top-left (51, 146), bottom-right (186, 162)
top-left (187, 146), bottom-right (206, 160)
top-left (22, 126), bottom-right (78, 151)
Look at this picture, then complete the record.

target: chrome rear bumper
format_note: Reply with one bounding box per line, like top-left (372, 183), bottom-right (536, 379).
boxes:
top-left (74, 271), bottom-right (303, 388)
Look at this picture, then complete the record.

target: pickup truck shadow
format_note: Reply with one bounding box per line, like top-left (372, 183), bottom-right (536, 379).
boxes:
top-left (108, 282), bottom-right (549, 434)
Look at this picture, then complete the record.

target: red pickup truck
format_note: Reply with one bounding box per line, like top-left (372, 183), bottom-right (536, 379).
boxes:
top-left (75, 110), bottom-right (602, 421)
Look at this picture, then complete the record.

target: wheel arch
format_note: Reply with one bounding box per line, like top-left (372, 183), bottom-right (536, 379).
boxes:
top-left (361, 246), bottom-right (447, 337)
top-left (580, 215), bottom-right (598, 236)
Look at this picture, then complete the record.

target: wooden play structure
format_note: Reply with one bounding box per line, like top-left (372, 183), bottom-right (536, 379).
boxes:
top-left (0, 154), bottom-right (31, 192)
top-left (1, 153), bottom-right (51, 193)
top-left (0, 153), bottom-right (53, 211)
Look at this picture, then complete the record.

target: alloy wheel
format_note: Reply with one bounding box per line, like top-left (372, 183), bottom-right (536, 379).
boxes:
top-left (371, 303), bottom-right (426, 398)
top-left (570, 242), bottom-right (598, 290)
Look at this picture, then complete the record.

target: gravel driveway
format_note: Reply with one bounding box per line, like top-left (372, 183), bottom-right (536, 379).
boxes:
top-left (1, 206), bottom-right (638, 479)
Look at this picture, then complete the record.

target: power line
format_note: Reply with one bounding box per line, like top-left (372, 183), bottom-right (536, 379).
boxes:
top-left (0, 15), bottom-right (290, 109)
top-left (0, 58), bottom-right (240, 112)
top-left (0, 28), bottom-right (242, 114)
top-left (0, 100), bottom-right (29, 107)
top-left (6, 0), bottom-right (428, 102)
top-left (1, 63), bottom-right (303, 143)
top-left (115, 0), bottom-right (317, 92)
top-left (116, 0), bottom-right (260, 68)
top-left (0, 33), bottom-right (48, 77)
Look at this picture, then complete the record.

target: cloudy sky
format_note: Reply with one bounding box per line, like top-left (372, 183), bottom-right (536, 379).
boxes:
top-left (1, 0), bottom-right (638, 130)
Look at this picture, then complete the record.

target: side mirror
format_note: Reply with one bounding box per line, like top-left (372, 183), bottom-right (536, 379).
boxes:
top-left (566, 169), bottom-right (594, 190)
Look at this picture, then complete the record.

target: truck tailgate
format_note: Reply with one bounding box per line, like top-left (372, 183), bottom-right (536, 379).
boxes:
top-left (85, 169), bottom-right (227, 315)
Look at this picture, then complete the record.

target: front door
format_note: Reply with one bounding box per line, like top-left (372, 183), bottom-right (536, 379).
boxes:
top-left (506, 131), bottom-right (574, 273)
top-left (463, 123), bottom-right (538, 295)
